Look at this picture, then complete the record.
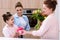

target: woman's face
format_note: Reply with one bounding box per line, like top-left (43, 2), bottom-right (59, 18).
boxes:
top-left (15, 7), bottom-right (23, 16)
top-left (6, 16), bottom-right (14, 25)
top-left (42, 4), bottom-right (52, 16)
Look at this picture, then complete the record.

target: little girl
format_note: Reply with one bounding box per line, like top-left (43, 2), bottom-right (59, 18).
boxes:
top-left (2, 12), bottom-right (19, 38)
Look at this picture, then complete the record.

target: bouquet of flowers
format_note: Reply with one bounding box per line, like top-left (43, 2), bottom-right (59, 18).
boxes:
top-left (31, 9), bottom-right (46, 30)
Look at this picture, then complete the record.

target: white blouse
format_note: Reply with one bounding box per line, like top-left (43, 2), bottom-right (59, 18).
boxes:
top-left (19, 17), bottom-right (27, 28)
top-left (32, 14), bottom-right (59, 39)
top-left (2, 24), bottom-right (18, 37)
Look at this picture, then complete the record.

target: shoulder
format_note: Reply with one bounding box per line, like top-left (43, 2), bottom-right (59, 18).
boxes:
top-left (45, 14), bottom-right (55, 21)
top-left (13, 14), bottom-right (16, 17)
top-left (23, 15), bottom-right (28, 18)
top-left (43, 14), bottom-right (56, 24)
top-left (2, 25), bottom-right (8, 34)
top-left (3, 25), bottom-right (8, 31)
top-left (23, 15), bottom-right (29, 21)
top-left (13, 13), bottom-right (18, 18)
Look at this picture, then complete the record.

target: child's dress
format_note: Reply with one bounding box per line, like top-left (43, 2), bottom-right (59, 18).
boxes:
top-left (2, 24), bottom-right (18, 38)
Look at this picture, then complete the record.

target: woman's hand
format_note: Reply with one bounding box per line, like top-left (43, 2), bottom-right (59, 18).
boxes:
top-left (18, 30), bottom-right (26, 35)
top-left (13, 32), bottom-right (19, 38)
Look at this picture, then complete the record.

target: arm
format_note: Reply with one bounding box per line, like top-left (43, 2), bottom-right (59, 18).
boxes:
top-left (25, 22), bottom-right (30, 31)
top-left (26, 17), bottom-right (51, 37)
top-left (31, 17), bottom-right (51, 37)
top-left (24, 16), bottom-right (30, 31)
top-left (3, 30), bottom-right (19, 38)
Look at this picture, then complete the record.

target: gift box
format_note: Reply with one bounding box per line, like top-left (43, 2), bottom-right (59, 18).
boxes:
top-left (17, 27), bottom-right (24, 34)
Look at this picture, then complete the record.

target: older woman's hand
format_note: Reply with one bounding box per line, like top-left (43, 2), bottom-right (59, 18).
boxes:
top-left (18, 30), bottom-right (26, 35)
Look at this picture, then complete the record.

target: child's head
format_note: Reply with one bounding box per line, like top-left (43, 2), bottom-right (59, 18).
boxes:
top-left (2, 12), bottom-right (14, 25)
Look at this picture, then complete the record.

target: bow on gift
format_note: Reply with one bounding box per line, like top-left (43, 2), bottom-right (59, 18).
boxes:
top-left (17, 27), bottom-right (24, 35)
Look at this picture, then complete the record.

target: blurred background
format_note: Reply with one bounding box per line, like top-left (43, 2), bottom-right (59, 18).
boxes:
top-left (0, 0), bottom-right (59, 39)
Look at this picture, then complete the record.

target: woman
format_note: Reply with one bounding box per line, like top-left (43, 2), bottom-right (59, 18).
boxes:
top-left (13, 2), bottom-right (30, 38)
top-left (25, 0), bottom-right (59, 39)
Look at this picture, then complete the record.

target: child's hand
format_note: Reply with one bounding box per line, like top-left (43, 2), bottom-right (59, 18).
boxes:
top-left (21, 30), bottom-right (26, 35)
top-left (18, 30), bottom-right (26, 35)
top-left (11, 32), bottom-right (19, 38)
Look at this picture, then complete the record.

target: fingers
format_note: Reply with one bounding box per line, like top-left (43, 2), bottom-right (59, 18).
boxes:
top-left (18, 30), bottom-right (25, 35)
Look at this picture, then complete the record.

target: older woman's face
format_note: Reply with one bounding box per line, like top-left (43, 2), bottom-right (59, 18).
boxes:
top-left (16, 7), bottom-right (23, 16)
top-left (42, 4), bottom-right (52, 16)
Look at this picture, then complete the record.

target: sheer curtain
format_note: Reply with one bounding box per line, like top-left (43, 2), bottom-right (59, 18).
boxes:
top-left (57, 0), bottom-right (60, 40)
top-left (54, 0), bottom-right (60, 31)
top-left (57, 0), bottom-right (60, 31)
top-left (53, 0), bottom-right (60, 39)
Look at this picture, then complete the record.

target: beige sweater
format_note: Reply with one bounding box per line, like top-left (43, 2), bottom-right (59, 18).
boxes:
top-left (32, 14), bottom-right (59, 39)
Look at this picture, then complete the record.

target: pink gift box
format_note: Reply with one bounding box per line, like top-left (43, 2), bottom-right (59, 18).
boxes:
top-left (17, 27), bottom-right (24, 34)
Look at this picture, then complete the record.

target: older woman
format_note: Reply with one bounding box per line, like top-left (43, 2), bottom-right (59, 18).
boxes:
top-left (25, 0), bottom-right (59, 39)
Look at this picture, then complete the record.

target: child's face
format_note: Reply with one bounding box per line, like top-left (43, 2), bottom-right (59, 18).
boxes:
top-left (6, 16), bottom-right (14, 25)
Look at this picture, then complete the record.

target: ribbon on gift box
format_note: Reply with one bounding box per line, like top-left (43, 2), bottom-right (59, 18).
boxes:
top-left (17, 27), bottom-right (24, 34)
